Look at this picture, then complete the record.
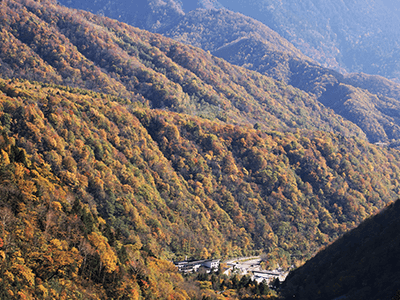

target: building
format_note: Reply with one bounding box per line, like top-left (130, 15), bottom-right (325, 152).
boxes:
top-left (203, 259), bottom-right (220, 270)
top-left (174, 259), bottom-right (221, 274)
top-left (251, 270), bottom-right (289, 284)
top-left (175, 261), bottom-right (202, 274)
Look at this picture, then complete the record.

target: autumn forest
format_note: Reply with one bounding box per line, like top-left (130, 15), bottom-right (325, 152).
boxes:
top-left (1, 0), bottom-right (400, 299)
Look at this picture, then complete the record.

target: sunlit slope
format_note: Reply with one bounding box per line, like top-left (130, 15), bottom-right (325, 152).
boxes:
top-left (3, 1), bottom-right (400, 299)
top-left (56, 0), bottom-right (400, 144)
top-left (0, 0), bottom-right (366, 139)
top-left (2, 78), bottom-right (400, 268)
top-left (159, 9), bottom-right (400, 144)
top-left (0, 112), bottom-right (193, 299)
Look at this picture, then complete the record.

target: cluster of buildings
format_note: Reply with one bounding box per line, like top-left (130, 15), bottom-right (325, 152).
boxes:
top-left (174, 257), bottom-right (289, 286)
top-left (224, 258), bottom-right (289, 284)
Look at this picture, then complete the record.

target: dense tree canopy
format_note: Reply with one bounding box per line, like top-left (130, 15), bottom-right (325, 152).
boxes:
top-left (58, 0), bottom-right (400, 144)
top-left (1, 77), bottom-right (400, 287)
top-left (0, 0), bottom-right (365, 139)
top-left (1, 0), bottom-right (400, 299)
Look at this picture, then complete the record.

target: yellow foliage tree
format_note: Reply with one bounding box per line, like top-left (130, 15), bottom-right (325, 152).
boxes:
top-left (88, 232), bottom-right (118, 273)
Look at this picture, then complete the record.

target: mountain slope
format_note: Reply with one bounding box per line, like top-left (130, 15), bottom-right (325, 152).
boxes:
top-left (2, 1), bottom-right (400, 298)
top-left (3, 74), bottom-right (400, 272)
top-left (281, 200), bottom-right (400, 300)
top-left (160, 9), bottom-right (309, 62)
top-left (158, 8), bottom-right (400, 144)
top-left (4, 68), bottom-right (400, 299)
top-left (0, 112), bottom-right (201, 299)
top-left (171, 10), bottom-right (400, 143)
top-left (57, 0), bottom-right (222, 31)
top-left (0, 0), bottom-right (365, 139)
top-left (216, 0), bottom-right (400, 82)
top-left (2, 3), bottom-right (399, 260)
top-left (56, 0), bottom-right (400, 144)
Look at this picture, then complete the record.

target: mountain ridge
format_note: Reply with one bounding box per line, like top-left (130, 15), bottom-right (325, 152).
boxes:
top-left (216, 0), bottom-right (400, 82)
top-left (57, 0), bottom-right (400, 144)
top-left (0, 0), bottom-right (366, 139)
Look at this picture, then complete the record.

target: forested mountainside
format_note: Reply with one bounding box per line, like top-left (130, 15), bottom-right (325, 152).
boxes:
top-left (0, 78), bottom-right (283, 299)
top-left (0, 0), bottom-right (365, 138)
top-left (0, 122), bottom-right (189, 300)
top-left (217, 0), bottom-right (400, 82)
top-left (160, 9), bottom-right (308, 62)
top-left (2, 71), bottom-right (400, 299)
top-left (3, 0), bottom-right (400, 299)
top-left (217, 41), bottom-right (400, 143)
top-left (158, 9), bottom-right (400, 144)
top-left (58, 0), bottom-right (400, 145)
top-left (58, 0), bottom-right (222, 31)
top-left (281, 200), bottom-right (400, 300)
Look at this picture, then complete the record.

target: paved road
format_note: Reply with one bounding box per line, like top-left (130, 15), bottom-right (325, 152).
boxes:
top-left (225, 256), bottom-right (262, 274)
top-left (225, 256), bottom-right (261, 265)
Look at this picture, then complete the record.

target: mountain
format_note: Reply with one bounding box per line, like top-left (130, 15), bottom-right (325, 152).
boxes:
top-left (216, 0), bottom-right (400, 82)
top-left (281, 199), bottom-right (400, 300)
top-left (57, 0), bottom-right (400, 145)
top-left (0, 0), bottom-right (365, 137)
top-left (57, 0), bottom-right (222, 32)
top-left (3, 0), bottom-right (400, 298)
top-left (2, 74), bottom-right (400, 299)
top-left (160, 9), bottom-right (308, 62)
top-left (159, 8), bottom-right (400, 144)
top-left (59, 0), bottom-right (185, 32)
top-left (0, 120), bottom-right (192, 299)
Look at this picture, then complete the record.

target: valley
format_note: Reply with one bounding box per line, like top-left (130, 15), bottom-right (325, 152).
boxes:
top-left (0, 0), bottom-right (400, 299)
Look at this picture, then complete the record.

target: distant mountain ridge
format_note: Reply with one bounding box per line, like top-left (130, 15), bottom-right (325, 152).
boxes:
top-left (160, 9), bottom-right (308, 61)
top-left (162, 8), bottom-right (400, 144)
top-left (0, 0), bottom-right (365, 138)
top-left (59, 0), bottom-right (222, 31)
top-left (216, 0), bottom-right (400, 82)
top-left (58, 0), bottom-right (400, 145)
